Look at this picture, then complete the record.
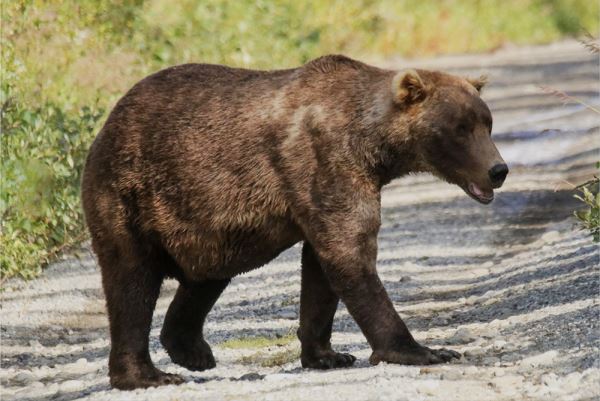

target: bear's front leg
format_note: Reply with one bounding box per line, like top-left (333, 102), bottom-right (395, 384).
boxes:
top-left (298, 242), bottom-right (356, 369)
top-left (302, 193), bottom-right (461, 367)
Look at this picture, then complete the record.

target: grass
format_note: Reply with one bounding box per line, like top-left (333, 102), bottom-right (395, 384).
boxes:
top-left (238, 348), bottom-right (301, 368)
top-left (218, 333), bottom-right (300, 367)
top-left (219, 333), bottom-right (297, 350)
top-left (574, 173), bottom-right (600, 242)
top-left (2, 0), bottom-right (598, 279)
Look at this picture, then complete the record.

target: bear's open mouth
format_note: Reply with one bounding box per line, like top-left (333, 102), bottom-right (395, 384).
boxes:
top-left (464, 182), bottom-right (494, 204)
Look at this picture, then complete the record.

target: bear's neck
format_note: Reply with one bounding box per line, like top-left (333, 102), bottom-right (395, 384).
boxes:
top-left (352, 85), bottom-right (427, 188)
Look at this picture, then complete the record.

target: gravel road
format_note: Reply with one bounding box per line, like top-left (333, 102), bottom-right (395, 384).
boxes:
top-left (1, 40), bottom-right (599, 401)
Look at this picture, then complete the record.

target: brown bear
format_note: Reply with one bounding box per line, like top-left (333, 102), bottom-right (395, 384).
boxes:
top-left (81, 55), bottom-right (508, 390)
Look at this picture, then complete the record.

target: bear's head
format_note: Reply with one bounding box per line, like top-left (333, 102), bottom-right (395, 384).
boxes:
top-left (391, 69), bottom-right (508, 204)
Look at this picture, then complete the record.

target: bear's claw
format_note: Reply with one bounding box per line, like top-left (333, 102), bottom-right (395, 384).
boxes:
top-left (369, 345), bottom-right (462, 366)
top-left (302, 351), bottom-right (357, 369)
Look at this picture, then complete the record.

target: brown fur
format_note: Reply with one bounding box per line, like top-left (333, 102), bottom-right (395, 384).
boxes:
top-left (81, 55), bottom-right (507, 390)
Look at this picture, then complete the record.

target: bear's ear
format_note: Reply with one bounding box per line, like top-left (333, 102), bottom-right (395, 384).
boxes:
top-left (392, 69), bottom-right (427, 105)
top-left (467, 75), bottom-right (488, 93)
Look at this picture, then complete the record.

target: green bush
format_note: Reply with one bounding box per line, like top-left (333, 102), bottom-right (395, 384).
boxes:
top-left (573, 166), bottom-right (600, 243)
top-left (1, 0), bottom-right (598, 280)
top-left (1, 81), bottom-right (104, 279)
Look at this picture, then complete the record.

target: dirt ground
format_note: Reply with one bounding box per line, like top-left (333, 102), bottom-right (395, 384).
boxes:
top-left (1, 40), bottom-right (599, 401)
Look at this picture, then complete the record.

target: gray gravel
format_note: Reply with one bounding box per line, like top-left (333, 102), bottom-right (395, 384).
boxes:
top-left (1, 40), bottom-right (599, 401)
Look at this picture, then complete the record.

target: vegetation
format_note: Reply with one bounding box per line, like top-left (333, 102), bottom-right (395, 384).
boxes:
top-left (574, 171), bottom-right (600, 243)
top-left (238, 348), bottom-right (301, 368)
top-left (540, 35), bottom-right (599, 243)
top-left (219, 333), bottom-right (299, 367)
top-left (1, 0), bottom-right (598, 279)
top-left (219, 333), bottom-right (296, 349)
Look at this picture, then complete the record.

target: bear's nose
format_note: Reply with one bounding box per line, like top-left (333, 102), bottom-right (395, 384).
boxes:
top-left (489, 163), bottom-right (509, 187)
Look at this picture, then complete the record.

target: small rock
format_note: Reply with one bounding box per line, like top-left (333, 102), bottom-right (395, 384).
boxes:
top-left (441, 370), bottom-right (463, 380)
top-left (157, 357), bottom-right (171, 365)
top-left (563, 371), bottom-right (584, 392)
top-left (58, 380), bottom-right (84, 393)
top-left (12, 371), bottom-right (36, 386)
top-left (277, 310), bottom-right (297, 319)
top-left (482, 356), bottom-right (499, 365)
top-left (464, 348), bottom-right (485, 358)
top-left (501, 353), bottom-right (521, 363)
top-left (541, 372), bottom-right (559, 387)
top-left (399, 276), bottom-right (411, 282)
top-left (493, 340), bottom-right (507, 350)
top-left (416, 380), bottom-right (441, 395)
top-left (446, 328), bottom-right (475, 345)
top-left (520, 350), bottom-right (559, 367)
top-left (478, 327), bottom-right (497, 339)
top-left (464, 366), bottom-right (479, 375)
top-left (541, 230), bottom-right (560, 242)
top-left (264, 373), bottom-right (289, 382)
top-left (238, 372), bottom-right (265, 381)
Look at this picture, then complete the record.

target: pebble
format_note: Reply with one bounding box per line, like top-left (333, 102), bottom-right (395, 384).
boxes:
top-left (541, 372), bottom-right (560, 387)
top-left (463, 366), bottom-right (479, 375)
top-left (441, 370), bottom-right (463, 380)
top-left (446, 328), bottom-right (475, 345)
top-left (501, 353), bottom-right (521, 363)
top-left (464, 348), bottom-right (486, 358)
top-left (11, 371), bottom-right (36, 386)
top-left (277, 310), bottom-right (297, 319)
top-left (59, 379), bottom-right (85, 393)
top-left (238, 372), bottom-right (265, 381)
top-left (478, 327), bottom-right (497, 339)
top-left (563, 371), bottom-right (584, 393)
top-left (482, 357), bottom-right (500, 365)
top-left (55, 359), bottom-right (98, 380)
top-left (520, 351), bottom-right (559, 367)
top-left (541, 231), bottom-right (560, 242)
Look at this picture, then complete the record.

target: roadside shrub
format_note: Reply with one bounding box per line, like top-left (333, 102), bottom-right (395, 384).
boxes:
top-left (0, 81), bottom-right (104, 279)
top-left (573, 167), bottom-right (600, 242)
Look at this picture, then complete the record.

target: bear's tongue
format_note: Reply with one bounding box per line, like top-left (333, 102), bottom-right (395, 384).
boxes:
top-left (468, 183), bottom-right (493, 201)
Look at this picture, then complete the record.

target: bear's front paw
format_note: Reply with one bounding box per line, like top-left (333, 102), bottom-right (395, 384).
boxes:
top-left (369, 345), bottom-right (461, 365)
top-left (161, 336), bottom-right (217, 371)
top-left (111, 368), bottom-right (185, 390)
top-left (301, 350), bottom-right (357, 369)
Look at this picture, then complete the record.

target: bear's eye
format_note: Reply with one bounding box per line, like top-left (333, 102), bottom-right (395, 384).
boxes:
top-left (456, 121), bottom-right (471, 134)
top-left (484, 117), bottom-right (493, 132)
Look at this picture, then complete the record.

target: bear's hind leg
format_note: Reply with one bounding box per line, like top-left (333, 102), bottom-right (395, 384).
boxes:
top-left (97, 240), bottom-right (184, 390)
top-left (298, 242), bottom-right (356, 369)
top-left (160, 279), bottom-right (230, 371)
